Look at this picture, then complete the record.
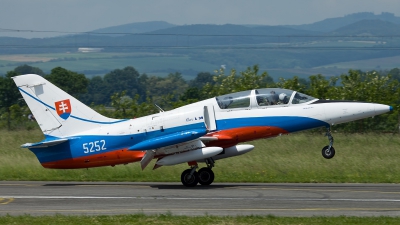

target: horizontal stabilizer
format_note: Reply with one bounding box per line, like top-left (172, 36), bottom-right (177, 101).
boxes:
top-left (21, 138), bottom-right (68, 148)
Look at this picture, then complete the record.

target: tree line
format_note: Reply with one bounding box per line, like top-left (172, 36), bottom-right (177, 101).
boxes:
top-left (1, 64), bottom-right (400, 132)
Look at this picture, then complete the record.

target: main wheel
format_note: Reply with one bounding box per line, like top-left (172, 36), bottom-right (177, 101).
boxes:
top-left (322, 146), bottom-right (335, 159)
top-left (181, 169), bottom-right (198, 187)
top-left (198, 167), bottom-right (215, 185)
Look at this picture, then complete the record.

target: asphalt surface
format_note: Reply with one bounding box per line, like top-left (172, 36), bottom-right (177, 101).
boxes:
top-left (1, 181), bottom-right (400, 217)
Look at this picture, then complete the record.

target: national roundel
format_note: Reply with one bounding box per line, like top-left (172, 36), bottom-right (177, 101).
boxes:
top-left (55, 99), bottom-right (72, 120)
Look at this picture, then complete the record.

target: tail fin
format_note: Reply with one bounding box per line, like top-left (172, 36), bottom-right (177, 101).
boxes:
top-left (12, 74), bottom-right (126, 137)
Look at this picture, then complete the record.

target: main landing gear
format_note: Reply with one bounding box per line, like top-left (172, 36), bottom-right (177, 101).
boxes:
top-left (322, 127), bottom-right (335, 159)
top-left (181, 158), bottom-right (215, 187)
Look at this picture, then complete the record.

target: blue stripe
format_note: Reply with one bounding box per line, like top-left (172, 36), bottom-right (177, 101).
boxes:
top-left (19, 87), bottom-right (127, 124)
top-left (216, 116), bottom-right (328, 133)
top-left (19, 87), bottom-right (55, 110)
top-left (69, 115), bottom-right (128, 124)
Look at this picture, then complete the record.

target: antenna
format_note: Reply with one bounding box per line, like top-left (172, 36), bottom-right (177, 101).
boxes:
top-left (154, 103), bottom-right (164, 112)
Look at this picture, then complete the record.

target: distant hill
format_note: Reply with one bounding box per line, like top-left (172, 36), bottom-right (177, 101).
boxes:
top-left (90, 21), bottom-right (176, 36)
top-left (138, 24), bottom-right (321, 46)
top-left (286, 12), bottom-right (400, 32)
top-left (149, 24), bottom-right (321, 36)
top-left (83, 12), bottom-right (400, 37)
top-left (0, 24), bottom-right (322, 53)
top-left (329, 19), bottom-right (400, 36)
top-left (148, 24), bottom-right (255, 35)
top-left (251, 25), bottom-right (321, 36)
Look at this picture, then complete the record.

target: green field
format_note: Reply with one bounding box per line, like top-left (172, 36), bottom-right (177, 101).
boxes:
top-left (0, 214), bottom-right (399, 225)
top-left (0, 52), bottom-right (219, 79)
top-left (1, 129), bottom-right (400, 183)
top-left (315, 55), bottom-right (400, 70)
top-left (2, 49), bottom-right (398, 81)
top-left (265, 67), bottom-right (349, 78)
top-left (2, 129), bottom-right (400, 223)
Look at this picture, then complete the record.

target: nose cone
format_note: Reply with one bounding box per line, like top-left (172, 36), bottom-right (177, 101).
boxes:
top-left (323, 102), bottom-right (392, 125)
top-left (374, 104), bottom-right (393, 115)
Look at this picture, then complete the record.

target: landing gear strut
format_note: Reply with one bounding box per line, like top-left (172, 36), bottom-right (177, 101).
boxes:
top-left (180, 158), bottom-right (215, 187)
top-left (322, 127), bottom-right (335, 159)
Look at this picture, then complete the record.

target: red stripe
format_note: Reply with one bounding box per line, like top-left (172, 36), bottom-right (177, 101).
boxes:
top-left (205, 126), bottom-right (288, 148)
top-left (41, 149), bottom-right (145, 169)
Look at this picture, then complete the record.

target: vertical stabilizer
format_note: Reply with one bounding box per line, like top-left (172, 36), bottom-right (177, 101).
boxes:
top-left (12, 74), bottom-right (126, 137)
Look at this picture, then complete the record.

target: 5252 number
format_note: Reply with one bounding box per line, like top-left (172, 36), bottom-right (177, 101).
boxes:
top-left (83, 140), bottom-right (106, 154)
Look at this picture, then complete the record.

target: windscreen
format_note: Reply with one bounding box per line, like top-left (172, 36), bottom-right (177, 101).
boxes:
top-left (216, 90), bottom-right (251, 109)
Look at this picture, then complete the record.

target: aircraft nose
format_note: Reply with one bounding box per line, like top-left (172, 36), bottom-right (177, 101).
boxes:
top-left (374, 104), bottom-right (393, 114)
top-left (322, 101), bottom-right (392, 126)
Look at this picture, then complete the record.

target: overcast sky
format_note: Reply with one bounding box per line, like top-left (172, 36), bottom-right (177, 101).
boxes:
top-left (2, 0), bottom-right (400, 38)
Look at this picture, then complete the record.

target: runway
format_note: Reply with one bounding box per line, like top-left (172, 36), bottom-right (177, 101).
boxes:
top-left (1, 181), bottom-right (400, 217)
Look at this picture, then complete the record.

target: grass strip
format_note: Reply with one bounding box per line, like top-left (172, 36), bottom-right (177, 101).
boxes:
top-left (1, 214), bottom-right (400, 225)
top-left (1, 129), bottom-right (400, 183)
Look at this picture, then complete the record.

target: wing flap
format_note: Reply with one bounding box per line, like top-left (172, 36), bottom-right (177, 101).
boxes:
top-left (140, 150), bottom-right (155, 170)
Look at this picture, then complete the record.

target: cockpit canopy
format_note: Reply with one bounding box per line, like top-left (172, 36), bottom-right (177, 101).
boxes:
top-left (216, 88), bottom-right (317, 109)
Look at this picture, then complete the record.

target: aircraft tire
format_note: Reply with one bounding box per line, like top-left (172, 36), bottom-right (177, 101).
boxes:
top-left (322, 146), bottom-right (335, 159)
top-left (181, 169), bottom-right (199, 187)
top-left (198, 167), bottom-right (214, 185)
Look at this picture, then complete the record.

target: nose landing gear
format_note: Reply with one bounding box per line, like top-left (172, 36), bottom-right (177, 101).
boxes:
top-left (322, 127), bottom-right (335, 159)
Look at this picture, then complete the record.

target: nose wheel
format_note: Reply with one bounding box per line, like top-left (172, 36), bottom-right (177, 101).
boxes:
top-left (322, 127), bottom-right (335, 159)
top-left (322, 145), bottom-right (335, 159)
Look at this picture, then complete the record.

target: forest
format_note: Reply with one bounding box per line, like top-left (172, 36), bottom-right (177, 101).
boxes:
top-left (1, 64), bottom-right (400, 132)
